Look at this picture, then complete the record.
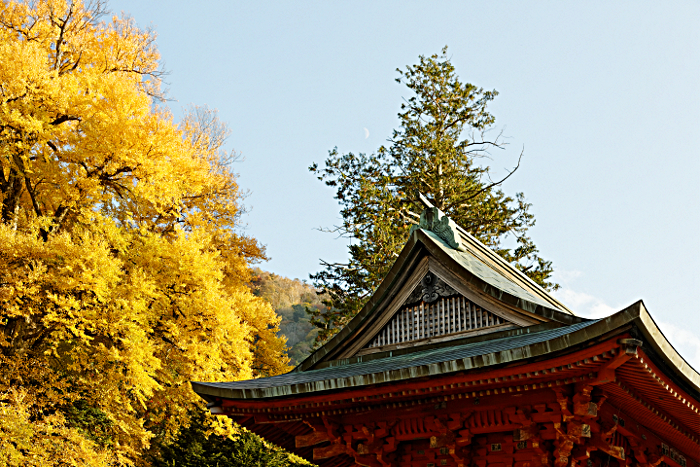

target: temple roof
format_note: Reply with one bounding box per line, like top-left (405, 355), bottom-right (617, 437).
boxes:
top-left (192, 301), bottom-right (700, 402)
top-left (192, 207), bottom-right (699, 412)
top-left (295, 208), bottom-right (582, 371)
top-left (191, 207), bottom-right (700, 467)
top-left (193, 320), bottom-right (595, 400)
top-left (419, 228), bottom-right (566, 312)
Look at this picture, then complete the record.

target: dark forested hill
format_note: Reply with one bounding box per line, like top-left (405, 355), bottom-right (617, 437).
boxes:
top-left (249, 269), bottom-right (324, 366)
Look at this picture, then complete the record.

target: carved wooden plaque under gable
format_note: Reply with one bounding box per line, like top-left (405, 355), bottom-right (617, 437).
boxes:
top-left (361, 272), bottom-right (516, 353)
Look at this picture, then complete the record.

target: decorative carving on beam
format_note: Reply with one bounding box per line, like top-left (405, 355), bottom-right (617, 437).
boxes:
top-left (506, 405), bottom-right (552, 467)
top-left (427, 417), bottom-right (456, 449)
top-left (574, 388), bottom-right (607, 422)
top-left (356, 421), bottom-right (398, 467)
top-left (406, 272), bottom-right (458, 305)
top-left (554, 421), bottom-right (579, 467)
top-left (513, 423), bottom-right (540, 442)
top-left (625, 431), bottom-right (664, 467)
top-left (428, 414), bottom-right (472, 467)
top-left (507, 405), bottom-right (545, 441)
top-left (591, 422), bottom-right (626, 461)
top-left (554, 388), bottom-right (575, 424)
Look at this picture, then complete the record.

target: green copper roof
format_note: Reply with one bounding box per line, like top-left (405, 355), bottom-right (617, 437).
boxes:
top-left (424, 229), bottom-right (556, 311)
top-left (193, 320), bottom-right (596, 400)
top-left (193, 302), bottom-right (700, 405)
top-left (191, 207), bottom-right (700, 408)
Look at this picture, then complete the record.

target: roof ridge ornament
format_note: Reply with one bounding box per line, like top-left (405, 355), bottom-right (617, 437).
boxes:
top-left (410, 206), bottom-right (465, 251)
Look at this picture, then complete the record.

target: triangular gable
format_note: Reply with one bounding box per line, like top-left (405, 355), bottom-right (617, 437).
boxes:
top-left (348, 262), bottom-right (545, 356)
top-left (296, 207), bottom-right (584, 371)
top-left (360, 271), bottom-right (518, 355)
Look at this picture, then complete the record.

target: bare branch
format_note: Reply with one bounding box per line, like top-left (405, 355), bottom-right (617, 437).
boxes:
top-left (461, 147), bottom-right (523, 203)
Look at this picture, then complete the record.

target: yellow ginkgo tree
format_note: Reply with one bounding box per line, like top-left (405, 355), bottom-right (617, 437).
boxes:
top-left (0, 1), bottom-right (289, 465)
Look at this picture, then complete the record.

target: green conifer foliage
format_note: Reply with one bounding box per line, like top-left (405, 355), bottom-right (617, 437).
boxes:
top-left (309, 47), bottom-right (558, 344)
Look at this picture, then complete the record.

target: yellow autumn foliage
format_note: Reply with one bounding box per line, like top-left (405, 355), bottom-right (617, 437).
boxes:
top-left (0, 1), bottom-right (289, 465)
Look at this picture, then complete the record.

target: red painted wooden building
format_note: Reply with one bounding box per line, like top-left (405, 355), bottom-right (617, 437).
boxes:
top-left (193, 208), bottom-right (700, 467)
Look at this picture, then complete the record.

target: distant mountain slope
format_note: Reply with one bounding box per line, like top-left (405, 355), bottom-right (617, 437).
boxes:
top-left (249, 269), bottom-right (323, 366)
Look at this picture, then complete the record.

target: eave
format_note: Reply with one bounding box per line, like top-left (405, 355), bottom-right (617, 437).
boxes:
top-left (192, 301), bottom-right (699, 406)
top-left (196, 312), bottom-right (700, 466)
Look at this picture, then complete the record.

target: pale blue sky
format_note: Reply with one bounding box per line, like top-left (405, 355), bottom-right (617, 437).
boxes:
top-left (110, 1), bottom-right (699, 367)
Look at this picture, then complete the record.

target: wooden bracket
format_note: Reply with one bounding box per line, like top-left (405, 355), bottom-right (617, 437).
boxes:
top-left (590, 340), bottom-right (642, 386)
top-left (591, 433), bottom-right (626, 461)
top-left (425, 414), bottom-right (471, 465)
top-left (553, 388), bottom-right (574, 423)
top-left (339, 420), bottom-right (399, 467)
top-left (553, 422), bottom-right (579, 467)
top-left (309, 417), bottom-right (353, 461)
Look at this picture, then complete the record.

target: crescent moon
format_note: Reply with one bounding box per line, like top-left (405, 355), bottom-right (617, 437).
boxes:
top-left (363, 128), bottom-right (370, 139)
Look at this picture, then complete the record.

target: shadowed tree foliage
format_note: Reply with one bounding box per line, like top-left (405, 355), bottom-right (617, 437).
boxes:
top-left (309, 47), bottom-right (558, 345)
top-left (152, 408), bottom-right (313, 467)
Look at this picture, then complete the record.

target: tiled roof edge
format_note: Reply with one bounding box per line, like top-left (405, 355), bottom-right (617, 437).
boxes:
top-left (192, 302), bottom-right (691, 401)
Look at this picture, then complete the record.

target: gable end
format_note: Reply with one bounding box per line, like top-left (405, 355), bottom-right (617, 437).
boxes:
top-left (351, 267), bottom-right (539, 357)
top-left (359, 278), bottom-right (516, 355)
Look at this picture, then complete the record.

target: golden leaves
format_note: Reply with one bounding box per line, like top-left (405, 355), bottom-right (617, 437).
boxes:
top-left (0, 1), bottom-right (288, 464)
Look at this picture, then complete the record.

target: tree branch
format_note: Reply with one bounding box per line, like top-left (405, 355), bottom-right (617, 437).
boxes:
top-left (461, 147), bottom-right (523, 203)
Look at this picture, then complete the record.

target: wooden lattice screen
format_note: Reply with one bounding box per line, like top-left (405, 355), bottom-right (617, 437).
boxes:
top-left (365, 296), bottom-right (506, 349)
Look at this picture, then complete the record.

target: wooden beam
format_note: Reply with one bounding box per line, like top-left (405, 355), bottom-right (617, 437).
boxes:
top-left (313, 442), bottom-right (347, 460)
top-left (295, 430), bottom-right (331, 448)
top-left (353, 454), bottom-right (383, 467)
top-left (590, 340), bottom-right (641, 385)
top-left (253, 414), bottom-right (301, 424)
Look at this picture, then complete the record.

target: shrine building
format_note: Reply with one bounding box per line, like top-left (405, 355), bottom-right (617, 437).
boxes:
top-left (192, 207), bottom-right (700, 467)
